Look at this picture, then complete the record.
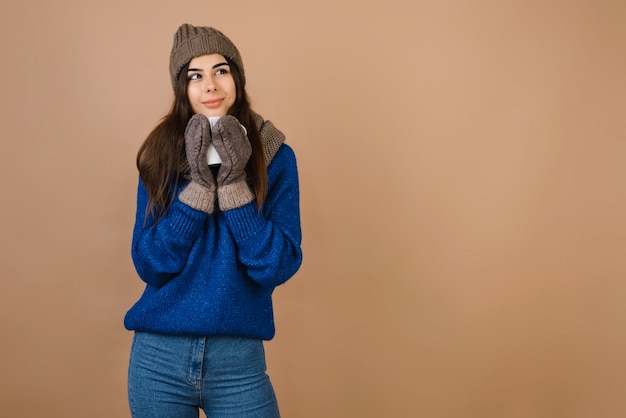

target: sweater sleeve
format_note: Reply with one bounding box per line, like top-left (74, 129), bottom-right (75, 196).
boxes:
top-left (223, 144), bottom-right (303, 288)
top-left (130, 179), bottom-right (207, 288)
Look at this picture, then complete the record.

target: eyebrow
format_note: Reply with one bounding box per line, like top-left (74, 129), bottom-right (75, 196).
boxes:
top-left (187, 62), bottom-right (230, 72)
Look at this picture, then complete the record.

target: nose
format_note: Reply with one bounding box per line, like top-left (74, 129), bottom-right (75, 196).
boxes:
top-left (205, 76), bottom-right (216, 92)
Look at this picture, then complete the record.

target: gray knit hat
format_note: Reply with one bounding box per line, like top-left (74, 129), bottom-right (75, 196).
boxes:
top-left (169, 24), bottom-right (245, 90)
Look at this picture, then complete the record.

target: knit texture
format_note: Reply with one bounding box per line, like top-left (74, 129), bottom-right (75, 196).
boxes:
top-left (179, 181), bottom-right (215, 213)
top-left (253, 113), bottom-right (285, 165)
top-left (218, 180), bottom-right (255, 211)
top-left (124, 144), bottom-right (302, 340)
top-left (170, 24), bottom-right (244, 90)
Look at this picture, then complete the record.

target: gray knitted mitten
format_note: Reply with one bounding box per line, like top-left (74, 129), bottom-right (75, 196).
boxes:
top-left (212, 115), bottom-right (254, 211)
top-left (179, 114), bottom-right (217, 213)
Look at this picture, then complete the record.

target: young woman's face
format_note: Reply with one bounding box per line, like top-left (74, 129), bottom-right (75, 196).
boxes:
top-left (186, 54), bottom-right (237, 117)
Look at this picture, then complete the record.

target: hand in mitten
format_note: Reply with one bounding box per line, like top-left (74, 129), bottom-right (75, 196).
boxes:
top-left (179, 114), bottom-right (216, 213)
top-left (212, 115), bottom-right (254, 211)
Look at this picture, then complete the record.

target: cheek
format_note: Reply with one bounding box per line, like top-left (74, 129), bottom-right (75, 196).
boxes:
top-left (226, 81), bottom-right (238, 104)
top-left (186, 86), bottom-right (202, 112)
top-left (186, 85), bottom-right (198, 102)
top-left (224, 76), bottom-right (237, 96)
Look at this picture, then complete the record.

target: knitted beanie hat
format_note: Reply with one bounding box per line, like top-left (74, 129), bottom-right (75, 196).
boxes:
top-left (169, 24), bottom-right (245, 90)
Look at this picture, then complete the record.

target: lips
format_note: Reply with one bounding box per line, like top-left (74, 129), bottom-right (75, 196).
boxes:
top-left (202, 98), bottom-right (224, 108)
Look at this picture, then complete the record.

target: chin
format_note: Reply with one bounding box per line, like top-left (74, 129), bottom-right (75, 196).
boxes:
top-left (203, 111), bottom-right (227, 118)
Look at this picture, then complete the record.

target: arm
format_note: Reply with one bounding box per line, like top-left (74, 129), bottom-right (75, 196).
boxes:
top-left (131, 115), bottom-right (218, 287)
top-left (131, 180), bottom-right (207, 288)
top-left (223, 145), bottom-right (303, 288)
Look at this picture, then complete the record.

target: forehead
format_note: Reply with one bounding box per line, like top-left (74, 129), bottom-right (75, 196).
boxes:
top-left (188, 54), bottom-right (228, 67)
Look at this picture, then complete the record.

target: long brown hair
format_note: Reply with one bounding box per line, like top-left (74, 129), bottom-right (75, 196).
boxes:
top-left (137, 57), bottom-right (267, 222)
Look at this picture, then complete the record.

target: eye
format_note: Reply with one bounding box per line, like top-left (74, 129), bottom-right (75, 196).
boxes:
top-left (215, 67), bottom-right (230, 76)
top-left (188, 73), bottom-right (202, 81)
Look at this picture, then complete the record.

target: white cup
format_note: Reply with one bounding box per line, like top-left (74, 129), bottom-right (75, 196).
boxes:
top-left (205, 116), bottom-right (248, 166)
top-left (206, 116), bottom-right (222, 166)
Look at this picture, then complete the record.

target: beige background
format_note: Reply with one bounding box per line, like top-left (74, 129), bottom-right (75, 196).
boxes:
top-left (1, 0), bottom-right (626, 417)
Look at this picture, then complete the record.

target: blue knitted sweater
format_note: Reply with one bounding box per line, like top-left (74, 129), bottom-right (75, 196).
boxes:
top-left (124, 144), bottom-right (302, 340)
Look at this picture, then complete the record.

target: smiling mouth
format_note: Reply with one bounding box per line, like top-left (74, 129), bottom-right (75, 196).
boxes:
top-left (202, 99), bottom-right (224, 108)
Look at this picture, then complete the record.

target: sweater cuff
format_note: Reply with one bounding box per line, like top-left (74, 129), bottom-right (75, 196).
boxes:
top-left (223, 201), bottom-right (267, 242)
top-left (179, 182), bottom-right (216, 214)
top-left (218, 181), bottom-right (255, 211)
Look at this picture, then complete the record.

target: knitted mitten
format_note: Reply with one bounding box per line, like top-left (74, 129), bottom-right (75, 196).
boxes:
top-left (212, 115), bottom-right (254, 211)
top-left (179, 114), bottom-right (217, 213)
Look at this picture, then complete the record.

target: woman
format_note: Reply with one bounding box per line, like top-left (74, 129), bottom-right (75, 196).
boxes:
top-left (124, 23), bottom-right (302, 418)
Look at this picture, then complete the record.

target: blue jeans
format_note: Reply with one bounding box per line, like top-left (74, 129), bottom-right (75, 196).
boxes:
top-left (128, 332), bottom-right (280, 418)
